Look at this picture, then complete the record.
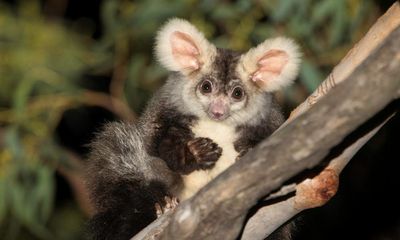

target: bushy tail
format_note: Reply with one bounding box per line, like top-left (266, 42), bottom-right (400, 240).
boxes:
top-left (85, 122), bottom-right (177, 240)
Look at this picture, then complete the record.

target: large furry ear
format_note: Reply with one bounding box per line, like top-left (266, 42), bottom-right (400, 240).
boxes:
top-left (155, 18), bottom-right (217, 75)
top-left (238, 37), bottom-right (301, 92)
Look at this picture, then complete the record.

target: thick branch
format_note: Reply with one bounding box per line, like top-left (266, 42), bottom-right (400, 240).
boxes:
top-left (287, 2), bottom-right (400, 123)
top-left (157, 24), bottom-right (400, 240)
top-left (132, 4), bottom-right (400, 239)
top-left (241, 3), bottom-right (400, 239)
top-left (241, 115), bottom-right (394, 240)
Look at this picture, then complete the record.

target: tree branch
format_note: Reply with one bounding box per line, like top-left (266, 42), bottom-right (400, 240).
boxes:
top-left (241, 114), bottom-right (394, 240)
top-left (132, 3), bottom-right (400, 239)
top-left (287, 2), bottom-right (400, 123)
top-left (81, 90), bottom-right (136, 122)
top-left (240, 3), bottom-right (400, 239)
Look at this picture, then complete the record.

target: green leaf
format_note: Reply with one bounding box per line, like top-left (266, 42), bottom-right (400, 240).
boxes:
top-left (0, 179), bottom-right (7, 224)
top-left (271, 0), bottom-right (295, 22)
top-left (330, 1), bottom-right (346, 46)
top-left (312, 0), bottom-right (334, 24)
top-left (100, 0), bottom-right (120, 36)
top-left (4, 127), bottom-right (23, 160)
top-left (211, 3), bottom-right (239, 21)
top-left (12, 76), bottom-right (36, 122)
top-left (35, 166), bottom-right (54, 222)
top-left (10, 177), bottom-right (29, 223)
top-left (300, 60), bottom-right (324, 92)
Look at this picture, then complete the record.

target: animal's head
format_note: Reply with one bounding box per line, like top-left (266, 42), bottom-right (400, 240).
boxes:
top-left (155, 18), bottom-right (300, 124)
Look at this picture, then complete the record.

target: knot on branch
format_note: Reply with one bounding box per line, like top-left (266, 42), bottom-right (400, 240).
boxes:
top-left (294, 168), bottom-right (339, 210)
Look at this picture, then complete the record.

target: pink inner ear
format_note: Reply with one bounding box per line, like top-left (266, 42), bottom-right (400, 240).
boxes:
top-left (170, 31), bottom-right (201, 71)
top-left (252, 50), bottom-right (289, 84)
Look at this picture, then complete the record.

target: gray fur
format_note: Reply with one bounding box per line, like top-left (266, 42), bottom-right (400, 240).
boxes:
top-left (86, 20), bottom-right (296, 240)
top-left (86, 122), bottom-right (179, 208)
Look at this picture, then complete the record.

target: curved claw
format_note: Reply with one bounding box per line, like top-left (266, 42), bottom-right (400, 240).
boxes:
top-left (155, 196), bottom-right (180, 218)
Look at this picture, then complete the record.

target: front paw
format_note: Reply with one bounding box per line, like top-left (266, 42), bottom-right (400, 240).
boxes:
top-left (155, 196), bottom-right (180, 218)
top-left (186, 137), bottom-right (222, 169)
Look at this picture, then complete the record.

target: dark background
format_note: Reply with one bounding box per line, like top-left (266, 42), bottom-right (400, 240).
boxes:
top-left (0, 0), bottom-right (399, 239)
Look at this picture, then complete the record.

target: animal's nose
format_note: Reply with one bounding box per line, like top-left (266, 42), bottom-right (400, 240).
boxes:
top-left (209, 97), bottom-right (229, 120)
top-left (211, 110), bottom-right (224, 119)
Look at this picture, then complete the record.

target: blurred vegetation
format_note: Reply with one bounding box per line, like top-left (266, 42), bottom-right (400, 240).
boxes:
top-left (0, 0), bottom-right (383, 239)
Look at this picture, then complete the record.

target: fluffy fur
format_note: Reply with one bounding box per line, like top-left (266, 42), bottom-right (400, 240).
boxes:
top-left (238, 37), bottom-right (301, 92)
top-left (86, 123), bottom-right (179, 240)
top-left (179, 119), bottom-right (238, 200)
top-left (155, 18), bottom-right (217, 75)
top-left (86, 18), bottom-right (301, 240)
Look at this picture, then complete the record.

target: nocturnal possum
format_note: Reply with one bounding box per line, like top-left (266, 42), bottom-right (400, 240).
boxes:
top-left (86, 18), bottom-right (301, 240)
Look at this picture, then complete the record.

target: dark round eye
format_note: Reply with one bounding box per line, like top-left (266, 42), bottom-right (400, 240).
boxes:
top-left (232, 86), bottom-right (245, 100)
top-left (200, 80), bottom-right (212, 94)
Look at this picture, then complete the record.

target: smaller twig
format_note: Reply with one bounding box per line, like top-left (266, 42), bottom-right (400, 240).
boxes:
top-left (241, 3), bottom-right (400, 238)
top-left (130, 4), bottom-right (400, 240)
top-left (82, 90), bottom-right (136, 122)
top-left (0, 91), bottom-right (137, 124)
top-left (241, 197), bottom-right (299, 240)
top-left (241, 115), bottom-right (393, 240)
top-left (263, 183), bottom-right (296, 201)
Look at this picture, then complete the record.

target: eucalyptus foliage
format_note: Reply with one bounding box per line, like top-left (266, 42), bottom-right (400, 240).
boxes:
top-left (0, 0), bottom-right (379, 239)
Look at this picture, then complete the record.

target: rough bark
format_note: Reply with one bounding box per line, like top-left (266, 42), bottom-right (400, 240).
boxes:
top-left (287, 2), bottom-right (400, 123)
top-left (240, 3), bottom-right (400, 239)
top-left (143, 25), bottom-right (400, 240)
top-left (241, 114), bottom-right (394, 240)
top-left (132, 3), bottom-right (400, 240)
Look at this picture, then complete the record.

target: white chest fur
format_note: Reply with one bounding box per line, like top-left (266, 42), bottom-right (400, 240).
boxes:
top-left (179, 120), bottom-right (239, 200)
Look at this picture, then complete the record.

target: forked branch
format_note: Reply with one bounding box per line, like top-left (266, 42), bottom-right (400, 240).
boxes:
top-left (132, 3), bottom-right (400, 240)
